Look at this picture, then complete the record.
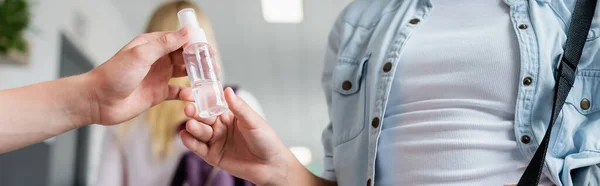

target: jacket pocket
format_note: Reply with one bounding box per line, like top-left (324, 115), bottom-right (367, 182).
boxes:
top-left (552, 70), bottom-right (600, 157)
top-left (330, 54), bottom-right (370, 146)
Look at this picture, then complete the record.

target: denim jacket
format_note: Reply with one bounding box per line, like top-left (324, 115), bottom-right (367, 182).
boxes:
top-left (321, 0), bottom-right (600, 185)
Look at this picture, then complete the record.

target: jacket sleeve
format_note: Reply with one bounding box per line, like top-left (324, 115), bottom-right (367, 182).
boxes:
top-left (320, 7), bottom-right (346, 181)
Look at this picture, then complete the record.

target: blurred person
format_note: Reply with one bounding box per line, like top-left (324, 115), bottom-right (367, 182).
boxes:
top-left (179, 1), bottom-right (600, 186)
top-left (0, 29), bottom-right (190, 153)
top-left (94, 1), bottom-right (264, 186)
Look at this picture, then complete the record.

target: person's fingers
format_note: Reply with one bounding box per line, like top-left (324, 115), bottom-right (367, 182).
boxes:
top-left (185, 119), bottom-right (214, 142)
top-left (168, 49), bottom-right (187, 77)
top-left (180, 130), bottom-right (209, 157)
top-left (120, 31), bottom-right (170, 51)
top-left (166, 85), bottom-right (189, 100)
top-left (169, 49), bottom-right (185, 65)
top-left (213, 60), bottom-right (222, 78)
top-left (178, 88), bottom-right (194, 102)
top-left (208, 45), bottom-right (217, 56)
top-left (172, 64), bottom-right (187, 77)
top-left (184, 103), bottom-right (218, 125)
top-left (130, 28), bottom-right (188, 66)
top-left (217, 109), bottom-right (235, 125)
top-left (224, 87), bottom-right (264, 129)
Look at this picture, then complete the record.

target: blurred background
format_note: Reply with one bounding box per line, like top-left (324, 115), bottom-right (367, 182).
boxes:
top-left (0, 0), bottom-right (352, 185)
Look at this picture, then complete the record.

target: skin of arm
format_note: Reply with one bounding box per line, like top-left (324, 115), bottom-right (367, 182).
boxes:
top-left (0, 28), bottom-right (193, 153)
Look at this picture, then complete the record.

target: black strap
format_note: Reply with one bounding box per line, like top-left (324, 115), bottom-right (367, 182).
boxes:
top-left (517, 0), bottom-right (597, 185)
top-left (170, 154), bottom-right (187, 186)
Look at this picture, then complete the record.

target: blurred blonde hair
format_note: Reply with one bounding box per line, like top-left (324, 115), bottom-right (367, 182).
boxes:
top-left (118, 0), bottom-right (222, 161)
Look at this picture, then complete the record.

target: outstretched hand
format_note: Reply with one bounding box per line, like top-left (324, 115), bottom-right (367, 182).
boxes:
top-left (85, 28), bottom-right (193, 125)
top-left (180, 88), bottom-right (295, 185)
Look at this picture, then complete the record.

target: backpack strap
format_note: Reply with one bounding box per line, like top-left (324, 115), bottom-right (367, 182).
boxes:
top-left (169, 154), bottom-right (187, 186)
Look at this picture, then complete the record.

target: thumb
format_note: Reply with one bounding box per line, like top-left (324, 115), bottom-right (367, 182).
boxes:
top-left (224, 87), bottom-right (265, 129)
top-left (132, 28), bottom-right (189, 65)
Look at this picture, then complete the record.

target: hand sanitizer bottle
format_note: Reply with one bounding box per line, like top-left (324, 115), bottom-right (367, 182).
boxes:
top-left (178, 8), bottom-right (227, 118)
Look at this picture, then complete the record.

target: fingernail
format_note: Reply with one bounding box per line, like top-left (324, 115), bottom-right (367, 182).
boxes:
top-left (177, 27), bottom-right (188, 37)
top-left (225, 88), bottom-right (237, 104)
top-left (228, 87), bottom-right (236, 95)
top-left (186, 120), bottom-right (197, 130)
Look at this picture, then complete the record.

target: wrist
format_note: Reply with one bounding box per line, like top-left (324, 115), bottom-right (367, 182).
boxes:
top-left (262, 150), bottom-right (297, 186)
top-left (67, 73), bottom-right (98, 127)
top-left (263, 149), bottom-right (323, 186)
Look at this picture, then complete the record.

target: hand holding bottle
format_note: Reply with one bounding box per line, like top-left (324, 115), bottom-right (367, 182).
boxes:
top-left (0, 29), bottom-right (191, 153)
top-left (87, 29), bottom-right (191, 125)
top-left (181, 88), bottom-right (336, 186)
top-left (176, 8), bottom-right (335, 186)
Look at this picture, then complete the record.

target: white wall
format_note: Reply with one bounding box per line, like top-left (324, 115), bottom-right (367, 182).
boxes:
top-left (0, 1), bottom-right (64, 89)
top-left (0, 0), bottom-right (134, 88)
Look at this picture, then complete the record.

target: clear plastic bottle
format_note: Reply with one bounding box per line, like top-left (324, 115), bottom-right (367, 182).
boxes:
top-left (178, 8), bottom-right (227, 118)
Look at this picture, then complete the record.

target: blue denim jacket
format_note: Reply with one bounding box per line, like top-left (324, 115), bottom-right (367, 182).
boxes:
top-left (321, 1), bottom-right (600, 185)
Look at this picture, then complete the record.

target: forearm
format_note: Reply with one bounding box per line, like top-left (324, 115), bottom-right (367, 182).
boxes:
top-left (269, 151), bottom-right (336, 186)
top-left (287, 161), bottom-right (336, 186)
top-left (0, 74), bottom-right (94, 153)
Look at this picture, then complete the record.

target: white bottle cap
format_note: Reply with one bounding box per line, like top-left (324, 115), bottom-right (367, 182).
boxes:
top-left (177, 8), bottom-right (208, 47)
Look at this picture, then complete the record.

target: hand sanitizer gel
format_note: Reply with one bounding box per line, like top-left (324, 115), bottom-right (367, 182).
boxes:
top-left (178, 8), bottom-right (228, 118)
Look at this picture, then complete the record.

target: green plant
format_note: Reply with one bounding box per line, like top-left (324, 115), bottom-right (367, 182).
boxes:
top-left (0, 0), bottom-right (30, 54)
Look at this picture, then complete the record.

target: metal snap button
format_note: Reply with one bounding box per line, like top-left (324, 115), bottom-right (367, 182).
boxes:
top-left (371, 117), bottom-right (380, 128)
top-left (383, 62), bottom-right (392, 73)
top-left (521, 135), bottom-right (531, 144)
top-left (342, 81), bottom-right (352, 91)
top-left (581, 98), bottom-right (591, 110)
top-left (409, 19), bottom-right (420, 24)
top-left (523, 77), bottom-right (533, 86)
top-left (519, 24), bottom-right (528, 30)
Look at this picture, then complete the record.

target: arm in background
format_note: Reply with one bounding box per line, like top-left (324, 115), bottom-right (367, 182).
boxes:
top-left (0, 29), bottom-right (191, 153)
